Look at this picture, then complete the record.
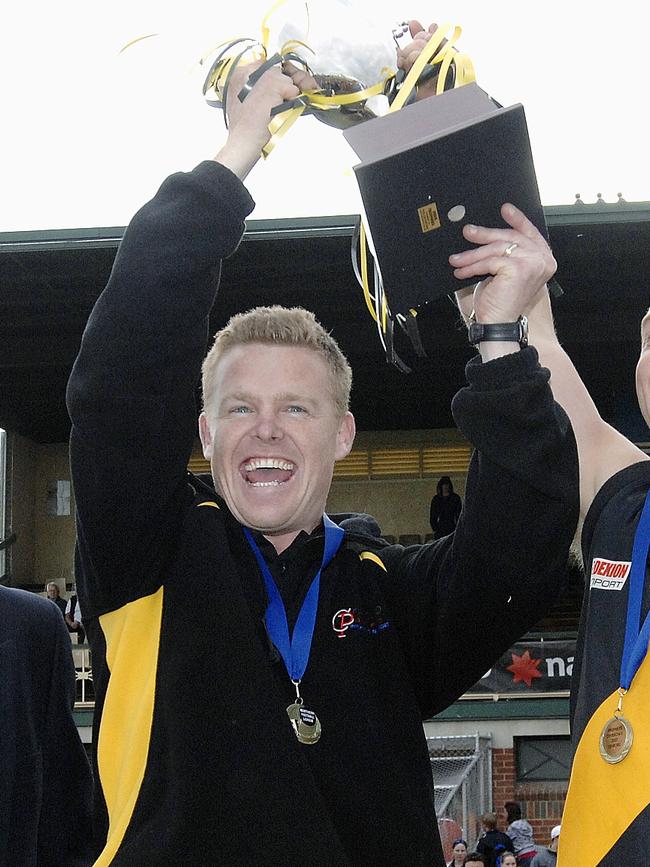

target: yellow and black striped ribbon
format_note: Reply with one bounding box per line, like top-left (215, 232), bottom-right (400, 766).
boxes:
top-left (197, 8), bottom-right (476, 361)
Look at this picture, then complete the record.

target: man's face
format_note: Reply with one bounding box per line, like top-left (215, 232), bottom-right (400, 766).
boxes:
top-left (465, 861), bottom-right (484, 867)
top-left (199, 343), bottom-right (355, 544)
top-left (636, 309), bottom-right (650, 427)
top-left (46, 584), bottom-right (58, 599)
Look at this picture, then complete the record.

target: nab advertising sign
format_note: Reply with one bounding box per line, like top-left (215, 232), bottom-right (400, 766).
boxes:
top-left (468, 639), bottom-right (576, 694)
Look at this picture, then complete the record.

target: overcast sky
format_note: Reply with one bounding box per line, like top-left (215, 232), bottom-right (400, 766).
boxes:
top-left (2, 0), bottom-right (647, 230)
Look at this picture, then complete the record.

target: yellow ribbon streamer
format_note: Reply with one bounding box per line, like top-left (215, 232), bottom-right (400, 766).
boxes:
top-left (304, 80), bottom-right (387, 108)
top-left (359, 222), bottom-right (377, 322)
top-left (388, 23), bottom-right (455, 113)
top-left (262, 103), bottom-right (307, 158)
top-left (261, 0), bottom-right (290, 51)
top-left (200, 7), bottom-right (477, 333)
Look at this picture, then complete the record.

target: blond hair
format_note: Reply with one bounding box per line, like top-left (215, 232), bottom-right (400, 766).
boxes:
top-left (202, 306), bottom-right (352, 416)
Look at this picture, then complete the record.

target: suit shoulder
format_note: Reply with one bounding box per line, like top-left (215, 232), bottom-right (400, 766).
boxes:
top-left (0, 586), bottom-right (63, 637)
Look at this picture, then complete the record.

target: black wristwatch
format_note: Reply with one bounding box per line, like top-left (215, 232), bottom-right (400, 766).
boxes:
top-left (467, 315), bottom-right (529, 348)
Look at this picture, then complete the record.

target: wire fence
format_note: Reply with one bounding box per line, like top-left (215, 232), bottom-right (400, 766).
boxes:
top-left (429, 733), bottom-right (492, 858)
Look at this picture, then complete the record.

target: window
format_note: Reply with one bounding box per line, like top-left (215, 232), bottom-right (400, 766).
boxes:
top-left (515, 736), bottom-right (572, 783)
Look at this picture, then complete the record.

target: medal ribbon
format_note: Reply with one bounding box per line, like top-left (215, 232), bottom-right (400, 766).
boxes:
top-left (620, 488), bottom-right (650, 690)
top-left (243, 515), bottom-right (344, 683)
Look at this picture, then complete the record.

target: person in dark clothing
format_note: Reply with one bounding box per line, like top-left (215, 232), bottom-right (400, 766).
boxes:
top-left (66, 44), bottom-right (579, 867)
top-left (476, 812), bottom-right (514, 867)
top-left (463, 274), bottom-right (648, 862)
top-left (454, 201), bottom-right (650, 861)
top-left (0, 585), bottom-right (93, 866)
top-left (429, 476), bottom-right (463, 538)
top-left (46, 581), bottom-right (68, 616)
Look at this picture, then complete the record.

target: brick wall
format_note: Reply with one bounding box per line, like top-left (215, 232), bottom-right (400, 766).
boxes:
top-left (492, 748), bottom-right (516, 817)
top-left (492, 748), bottom-right (567, 848)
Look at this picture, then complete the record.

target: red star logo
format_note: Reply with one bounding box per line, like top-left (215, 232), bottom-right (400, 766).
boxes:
top-left (506, 650), bottom-right (543, 687)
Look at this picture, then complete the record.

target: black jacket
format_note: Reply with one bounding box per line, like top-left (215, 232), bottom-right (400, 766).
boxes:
top-left (562, 461), bottom-right (650, 864)
top-left (429, 477), bottom-right (462, 538)
top-left (67, 161), bottom-right (579, 866)
top-left (0, 586), bottom-right (93, 866)
top-left (477, 829), bottom-right (515, 867)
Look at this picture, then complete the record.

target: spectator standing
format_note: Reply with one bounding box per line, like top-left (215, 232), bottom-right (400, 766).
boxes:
top-left (46, 581), bottom-right (67, 616)
top-left (448, 838), bottom-right (468, 867)
top-left (502, 854), bottom-right (517, 867)
top-left (477, 813), bottom-right (515, 867)
top-left (0, 585), bottom-right (93, 865)
top-left (530, 826), bottom-right (559, 866)
top-left (429, 476), bottom-right (462, 538)
top-left (466, 854), bottom-right (486, 867)
top-left (504, 801), bottom-right (537, 863)
top-left (65, 585), bottom-right (85, 643)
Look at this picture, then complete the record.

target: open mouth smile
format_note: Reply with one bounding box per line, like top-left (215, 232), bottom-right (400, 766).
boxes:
top-left (241, 458), bottom-right (296, 487)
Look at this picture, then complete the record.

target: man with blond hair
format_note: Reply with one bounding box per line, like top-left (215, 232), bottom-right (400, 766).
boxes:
top-left (67, 40), bottom-right (579, 867)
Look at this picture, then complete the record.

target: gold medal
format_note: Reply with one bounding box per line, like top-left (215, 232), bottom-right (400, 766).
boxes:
top-left (287, 701), bottom-right (322, 745)
top-left (599, 715), bottom-right (633, 763)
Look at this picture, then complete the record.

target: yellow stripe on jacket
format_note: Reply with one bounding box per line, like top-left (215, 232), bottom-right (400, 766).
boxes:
top-left (94, 588), bottom-right (164, 866)
top-left (559, 654), bottom-right (650, 866)
top-left (359, 551), bottom-right (387, 572)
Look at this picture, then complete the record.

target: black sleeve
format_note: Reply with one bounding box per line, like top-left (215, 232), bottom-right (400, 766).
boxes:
top-left (67, 161), bottom-right (255, 616)
top-left (453, 493), bottom-right (462, 524)
top-left (429, 496), bottom-right (439, 533)
top-left (380, 347), bottom-right (579, 718)
top-left (38, 608), bottom-right (94, 866)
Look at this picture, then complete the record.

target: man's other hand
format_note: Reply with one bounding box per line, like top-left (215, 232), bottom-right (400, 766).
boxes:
top-left (450, 204), bottom-right (557, 326)
top-left (213, 61), bottom-right (301, 180)
top-left (396, 21), bottom-right (444, 101)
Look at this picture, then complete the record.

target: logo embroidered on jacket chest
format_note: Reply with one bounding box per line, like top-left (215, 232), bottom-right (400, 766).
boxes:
top-left (331, 549), bottom-right (392, 638)
top-left (331, 605), bottom-right (391, 638)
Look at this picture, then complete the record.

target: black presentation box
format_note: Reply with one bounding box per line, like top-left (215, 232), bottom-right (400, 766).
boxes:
top-left (343, 83), bottom-right (547, 315)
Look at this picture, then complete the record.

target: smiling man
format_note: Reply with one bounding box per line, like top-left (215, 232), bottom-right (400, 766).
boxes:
top-left (199, 324), bottom-right (355, 551)
top-left (67, 46), bottom-right (579, 867)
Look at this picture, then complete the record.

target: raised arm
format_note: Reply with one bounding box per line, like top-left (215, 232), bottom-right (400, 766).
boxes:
top-left (67, 65), bottom-right (299, 613)
top-left (378, 205), bottom-right (580, 715)
top-left (524, 288), bottom-right (647, 518)
top-left (450, 206), bottom-right (648, 520)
